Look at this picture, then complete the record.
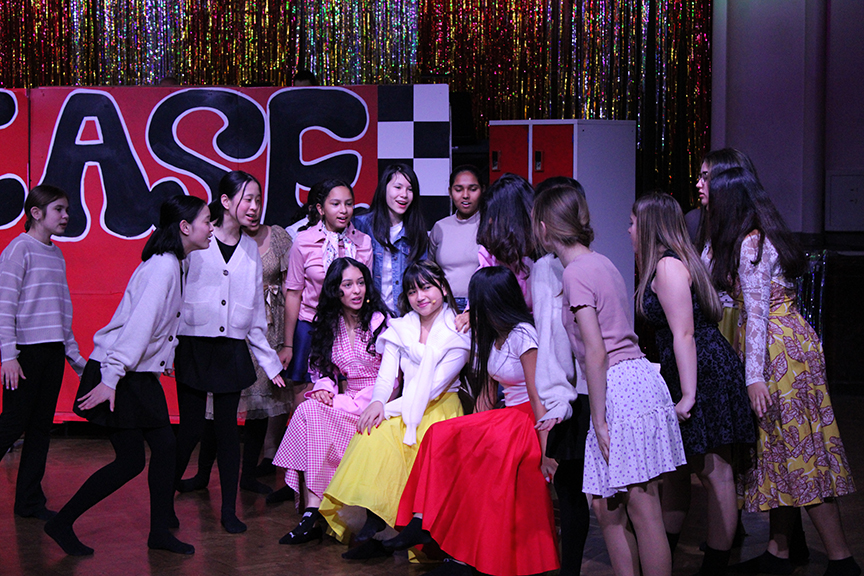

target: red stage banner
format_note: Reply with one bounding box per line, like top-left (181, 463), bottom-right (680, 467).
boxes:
top-left (0, 85), bottom-right (451, 422)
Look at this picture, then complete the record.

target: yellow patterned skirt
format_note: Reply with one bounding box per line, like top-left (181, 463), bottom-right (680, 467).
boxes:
top-left (718, 306), bottom-right (740, 347)
top-left (320, 392), bottom-right (463, 542)
top-left (739, 295), bottom-right (855, 511)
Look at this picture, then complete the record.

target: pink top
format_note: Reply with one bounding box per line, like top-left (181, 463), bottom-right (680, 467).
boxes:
top-left (478, 246), bottom-right (533, 310)
top-left (284, 222), bottom-right (373, 322)
top-left (488, 322), bottom-right (538, 408)
top-left (561, 251), bottom-right (643, 372)
top-left (306, 312), bottom-right (387, 416)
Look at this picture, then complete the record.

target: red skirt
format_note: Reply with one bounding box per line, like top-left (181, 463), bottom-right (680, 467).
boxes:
top-left (397, 402), bottom-right (560, 576)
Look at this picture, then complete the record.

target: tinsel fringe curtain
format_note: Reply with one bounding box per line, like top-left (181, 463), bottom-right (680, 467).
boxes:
top-left (0, 0), bottom-right (710, 203)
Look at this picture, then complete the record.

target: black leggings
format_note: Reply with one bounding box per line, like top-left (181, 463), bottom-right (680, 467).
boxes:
top-left (555, 458), bottom-right (590, 576)
top-left (552, 395), bottom-right (592, 576)
top-left (193, 416), bottom-right (268, 481)
top-left (174, 382), bottom-right (241, 515)
top-left (0, 342), bottom-right (65, 515)
top-left (54, 425), bottom-right (176, 535)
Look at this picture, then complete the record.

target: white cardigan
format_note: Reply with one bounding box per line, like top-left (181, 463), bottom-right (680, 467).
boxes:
top-left (91, 253), bottom-right (183, 389)
top-left (179, 234), bottom-right (282, 379)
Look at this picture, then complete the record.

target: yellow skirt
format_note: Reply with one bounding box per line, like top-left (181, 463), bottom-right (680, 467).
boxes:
top-left (739, 295), bottom-right (855, 511)
top-left (718, 306), bottom-right (740, 347)
top-left (320, 392), bottom-right (463, 542)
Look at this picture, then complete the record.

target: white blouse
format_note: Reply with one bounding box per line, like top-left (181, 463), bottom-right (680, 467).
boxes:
top-left (738, 234), bottom-right (795, 387)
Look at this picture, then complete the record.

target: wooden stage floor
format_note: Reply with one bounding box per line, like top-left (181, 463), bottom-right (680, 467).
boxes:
top-left (2, 396), bottom-right (864, 576)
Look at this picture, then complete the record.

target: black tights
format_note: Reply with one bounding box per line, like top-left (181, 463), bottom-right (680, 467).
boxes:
top-left (174, 382), bottom-right (241, 515)
top-left (555, 458), bottom-right (590, 576)
top-left (192, 415), bottom-right (268, 481)
top-left (54, 425), bottom-right (176, 535)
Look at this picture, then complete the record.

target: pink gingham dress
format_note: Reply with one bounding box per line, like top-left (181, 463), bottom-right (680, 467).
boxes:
top-left (273, 313), bottom-right (385, 498)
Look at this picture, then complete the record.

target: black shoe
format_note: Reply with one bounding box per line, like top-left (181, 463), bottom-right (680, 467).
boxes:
top-left (176, 475), bottom-right (209, 493)
top-left (279, 508), bottom-right (323, 545)
top-left (280, 525), bottom-right (323, 545)
top-left (730, 552), bottom-right (793, 576)
top-left (44, 518), bottom-right (94, 556)
top-left (824, 557), bottom-right (861, 576)
top-left (266, 485), bottom-right (295, 504)
top-left (220, 512), bottom-right (247, 534)
top-left (148, 532), bottom-right (195, 555)
top-left (382, 517), bottom-right (432, 551)
top-left (16, 506), bottom-right (57, 521)
top-left (695, 546), bottom-right (732, 576)
top-left (355, 510), bottom-right (387, 543)
top-left (342, 539), bottom-right (391, 560)
top-left (239, 475), bottom-right (273, 495)
top-left (254, 458), bottom-right (278, 478)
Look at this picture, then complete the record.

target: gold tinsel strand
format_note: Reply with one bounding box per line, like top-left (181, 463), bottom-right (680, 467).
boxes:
top-left (0, 0), bottom-right (711, 203)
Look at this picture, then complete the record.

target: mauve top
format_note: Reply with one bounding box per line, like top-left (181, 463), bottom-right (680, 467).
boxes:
top-left (561, 251), bottom-right (643, 372)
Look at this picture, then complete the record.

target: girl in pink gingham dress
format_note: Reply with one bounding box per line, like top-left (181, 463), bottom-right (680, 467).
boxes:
top-left (273, 257), bottom-right (390, 544)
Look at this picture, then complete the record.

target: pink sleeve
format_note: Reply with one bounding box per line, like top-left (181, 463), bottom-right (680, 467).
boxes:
top-left (357, 237), bottom-right (373, 268)
top-left (284, 240), bottom-right (307, 291)
top-left (562, 264), bottom-right (595, 311)
top-left (515, 261), bottom-right (532, 310)
top-left (478, 245), bottom-right (496, 268)
top-left (331, 386), bottom-right (375, 416)
top-left (305, 377), bottom-right (339, 398)
top-left (371, 311), bottom-right (387, 332)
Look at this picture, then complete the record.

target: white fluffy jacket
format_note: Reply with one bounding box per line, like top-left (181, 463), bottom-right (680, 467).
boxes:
top-left (532, 254), bottom-right (587, 423)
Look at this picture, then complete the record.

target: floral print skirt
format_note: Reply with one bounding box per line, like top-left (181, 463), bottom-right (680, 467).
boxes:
top-left (739, 297), bottom-right (855, 511)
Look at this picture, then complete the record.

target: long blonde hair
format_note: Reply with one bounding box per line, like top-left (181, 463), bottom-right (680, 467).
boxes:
top-left (632, 192), bottom-right (722, 322)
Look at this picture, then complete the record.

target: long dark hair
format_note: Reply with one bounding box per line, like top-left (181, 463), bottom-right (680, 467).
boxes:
top-left (308, 258), bottom-right (390, 377)
top-left (695, 148), bottom-right (759, 252)
top-left (397, 260), bottom-right (458, 316)
top-left (24, 185), bottom-right (68, 232)
top-left (467, 266), bottom-right (535, 408)
top-left (142, 195), bottom-right (208, 262)
top-left (708, 168), bottom-right (806, 292)
top-left (288, 186), bottom-right (322, 230)
top-left (477, 173), bottom-right (535, 275)
top-left (210, 170), bottom-right (261, 227)
top-left (368, 163), bottom-right (428, 262)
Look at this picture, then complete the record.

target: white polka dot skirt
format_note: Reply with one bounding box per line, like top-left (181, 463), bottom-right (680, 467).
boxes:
top-left (583, 357), bottom-right (687, 498)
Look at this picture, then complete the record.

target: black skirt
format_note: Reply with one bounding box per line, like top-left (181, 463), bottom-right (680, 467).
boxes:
top-left (545, 394), bottom-right (591, 461)
top-left (174, 336), bottom-right (256, 393)
top-left (73, 360), bottom-right (170, 429)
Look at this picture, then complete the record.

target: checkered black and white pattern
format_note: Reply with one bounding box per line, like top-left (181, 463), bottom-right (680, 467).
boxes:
top-left (377, 84), bottom-right (452, 224)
